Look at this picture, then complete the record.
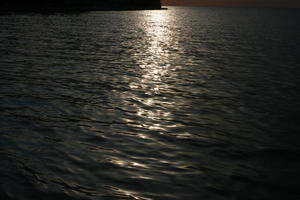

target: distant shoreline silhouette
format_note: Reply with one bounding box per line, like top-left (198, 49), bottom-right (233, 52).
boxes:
top-left (0, 0), bottom-right (162, 12)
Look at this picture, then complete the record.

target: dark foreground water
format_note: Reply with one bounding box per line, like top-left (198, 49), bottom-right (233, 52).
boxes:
top-left (1, 7), bottom-right (300, 200)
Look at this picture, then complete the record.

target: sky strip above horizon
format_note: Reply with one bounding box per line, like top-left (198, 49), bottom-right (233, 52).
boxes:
top-left (161, 0), bottom-right (300, 8)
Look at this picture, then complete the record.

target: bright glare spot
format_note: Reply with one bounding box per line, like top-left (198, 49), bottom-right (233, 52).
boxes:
top-left (110, 158), bottom-right (149, 169)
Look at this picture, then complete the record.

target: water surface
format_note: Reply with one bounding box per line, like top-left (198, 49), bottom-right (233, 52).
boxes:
top-left (0, 7), bottom-right (300, 200)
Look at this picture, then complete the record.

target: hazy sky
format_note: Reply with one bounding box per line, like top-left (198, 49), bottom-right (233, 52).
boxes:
top-left (161, 0), bottom-right (300, 8)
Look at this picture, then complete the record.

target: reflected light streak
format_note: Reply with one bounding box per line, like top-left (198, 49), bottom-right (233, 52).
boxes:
top-left (109, 158), bottom-right (149, 169)
top-left (141, 10), bottom-right (172, 84)
top-left (133, 11), bottom-right (174, 128)
top-left (108, 186), bottom-right (152, 200)
top-left (122, 10), bottom-right (180, 133)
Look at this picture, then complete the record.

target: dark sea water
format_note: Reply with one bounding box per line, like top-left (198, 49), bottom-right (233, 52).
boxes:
top-left (0, 7), bottom-right (300, 200)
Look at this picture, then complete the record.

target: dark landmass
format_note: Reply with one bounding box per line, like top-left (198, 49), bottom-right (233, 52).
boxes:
top-left (0, 0), bottom-right (162, 12)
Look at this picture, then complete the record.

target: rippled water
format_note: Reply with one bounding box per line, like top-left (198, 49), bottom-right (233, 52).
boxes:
top-left (1, 7), bottom-right (300, 200)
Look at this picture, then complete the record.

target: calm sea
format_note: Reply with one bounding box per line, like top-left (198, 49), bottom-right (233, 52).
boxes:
top-left (0, 6), bottom-right (300, 200)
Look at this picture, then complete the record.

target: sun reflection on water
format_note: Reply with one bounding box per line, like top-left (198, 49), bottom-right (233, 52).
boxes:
top-left (140, 10), bottom-right (172, 82)
top-left (107, 185), bottom-right (152, 200)
top-left (122, 10), bottom-right (179, 132)
top-left (109, 158), bottom-right (149, 169)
